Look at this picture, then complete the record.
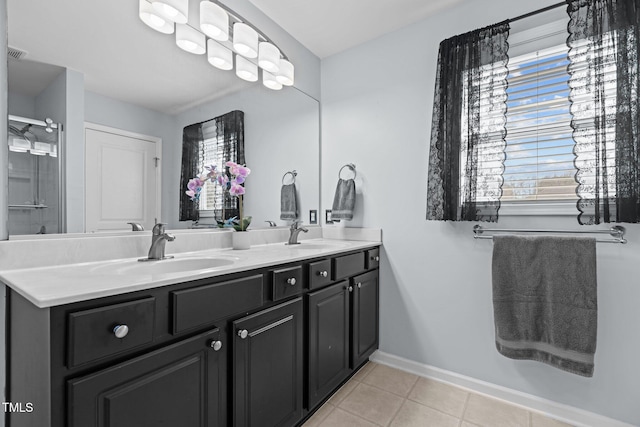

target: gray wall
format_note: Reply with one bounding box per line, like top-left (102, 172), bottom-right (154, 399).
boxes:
top-left (320, 0), bottom-right (640, 424)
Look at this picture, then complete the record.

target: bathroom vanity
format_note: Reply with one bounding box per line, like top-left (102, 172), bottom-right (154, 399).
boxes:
top-left (2, 237), bottom-right (380, 427)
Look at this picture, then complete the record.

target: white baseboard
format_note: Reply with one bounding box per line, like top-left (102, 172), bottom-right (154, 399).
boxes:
top-left (370, 351), bottom-right (634, 427)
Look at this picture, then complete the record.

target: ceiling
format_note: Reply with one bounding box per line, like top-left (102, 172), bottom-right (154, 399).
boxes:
top-left (248, 0), bottom-right (465, 58)
top-left (7, 0), bottom-right (463, 115)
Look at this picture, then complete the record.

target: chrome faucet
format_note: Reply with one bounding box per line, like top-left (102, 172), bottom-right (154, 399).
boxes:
top-left (141, 223), bottom-right (175, 261)
top-left (128, 222), bottom-right (144, 231)
top-left (287, 221), bottom-right (308, 245)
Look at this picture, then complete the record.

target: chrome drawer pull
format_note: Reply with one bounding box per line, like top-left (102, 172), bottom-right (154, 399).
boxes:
top-left (237, 329), bottom-right (249, 339)
top-left (357, 282), bottom-right (362, 289)
top-left (371, 255), bottom-right (380, 262)
top-left (287, 277), bottom-right (297, 286)
top-left (209, 340), bottom-right (223, 351)
top-left (317, 270), bottom-right (328, 277)
top-left (348, 286), bottom-right (353, 292)
top-left (113, 324), bottom-right (129, 339)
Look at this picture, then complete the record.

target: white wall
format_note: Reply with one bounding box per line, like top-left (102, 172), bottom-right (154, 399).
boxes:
top-left (321, 0), bottom-right (640, 424)
top-left (7, 91), bottom-right (35, 118)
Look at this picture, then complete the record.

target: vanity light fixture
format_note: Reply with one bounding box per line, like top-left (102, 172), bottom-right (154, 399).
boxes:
top-left (258, 42), bottom-right (280, 73)
top-left (207, 39), bottom-right (233, 70)
top-left (233, 23), bottom-right (258, 58)
top-left (139, 0), bottom-right (175, 34)
top-left (176, 24), bottom-right (206, 54)
top-left (200, 1), bottom-right (228, 41)
top-left (236, 56), bottom-right (258, 82)
top-left (151, 0), bottom-right (189, 24)
top-left (138, 0), bottom-right (294, 89)
top-left (276, 59), bottom-right (295, 86)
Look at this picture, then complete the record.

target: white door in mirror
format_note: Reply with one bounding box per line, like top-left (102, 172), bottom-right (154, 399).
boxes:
top-left (85, 125), bottom-right (161, 232)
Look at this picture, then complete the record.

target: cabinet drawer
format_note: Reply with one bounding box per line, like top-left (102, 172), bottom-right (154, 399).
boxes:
top-left (366, 248), bottom-right (380, 269)
top-left (67, 297), bottom-right (156, 368)
top-left (172, 274), bottom-right (264, 334)
top-left (332, 252), bottom-right (365, 280)
top-left (308, 259), bottom-right (332, 290)
top-left (272, 265), bottom-right (304, 301)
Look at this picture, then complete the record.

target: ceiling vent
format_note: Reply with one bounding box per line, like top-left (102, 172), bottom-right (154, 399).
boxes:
top-left (8, 46), bottom-right (27, 60)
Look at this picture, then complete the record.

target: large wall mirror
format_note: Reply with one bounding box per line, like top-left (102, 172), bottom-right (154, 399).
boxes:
top-left (6, 0), bottom-right (319, 237)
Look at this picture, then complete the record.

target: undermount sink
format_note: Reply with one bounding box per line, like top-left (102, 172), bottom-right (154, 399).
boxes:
top-left (91, 256), bottom-right (236, 276)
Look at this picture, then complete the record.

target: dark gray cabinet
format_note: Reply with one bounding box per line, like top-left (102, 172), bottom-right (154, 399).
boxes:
top-left (68, 328), bottom-right (224, 427)
top-left (351, 270), bottom-right (379, 368)
top-left (307, 281), bottom-right (351, 408)
top-left (232, 298), bottom-right (304, 427)
top-left (8, 246), bottom-right (379, 427)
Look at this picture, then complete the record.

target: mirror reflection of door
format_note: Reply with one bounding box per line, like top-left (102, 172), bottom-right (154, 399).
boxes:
top-left (84, 124), bottom-right (161, 232)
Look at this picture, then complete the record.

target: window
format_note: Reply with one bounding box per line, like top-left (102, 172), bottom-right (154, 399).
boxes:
top-left (469, 17), bottom-right (618, 214)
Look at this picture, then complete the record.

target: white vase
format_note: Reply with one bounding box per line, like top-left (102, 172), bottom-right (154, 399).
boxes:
top-left (232, 231), bottom-right (251, 250)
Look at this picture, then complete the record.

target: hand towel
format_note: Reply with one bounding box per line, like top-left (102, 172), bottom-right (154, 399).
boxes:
top-left (331, 178), bottom-right (356, 221)
top-left (280, 183), bottom-right (298, 220)
top-left (492, 235), bottom-right (597, 377)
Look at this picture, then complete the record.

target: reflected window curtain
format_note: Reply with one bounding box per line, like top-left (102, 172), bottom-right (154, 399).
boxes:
top-left (568, 0), bottom-right (640, 224)
top-left (216, 110), bottom-right (245, 221)
top-left (426, 22), bottom-right (510, 222)
top-left (179, 123), bottom-right (204, 221)
top-left (178, 110), bottom-right (245, 222)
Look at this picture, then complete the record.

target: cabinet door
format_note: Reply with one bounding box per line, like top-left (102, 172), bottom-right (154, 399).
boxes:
top-left (351, 270), bottom-right (379, 368)
top-left (307, 281), bottom-right (350, 409)
top-left (68, 328), bottom-right (225, 427)
top-left (233, 298), bottom-right (303, 427)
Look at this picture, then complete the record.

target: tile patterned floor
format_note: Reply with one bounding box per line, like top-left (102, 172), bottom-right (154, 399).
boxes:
top-left (303, 362), bottom-right (574, 427)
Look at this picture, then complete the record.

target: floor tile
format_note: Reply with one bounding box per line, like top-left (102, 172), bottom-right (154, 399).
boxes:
top-left (389, 399), bottom-right (460, 427)
top-left (362, 364), bottom-right (419, 397)
top-left (318, 407), bottom-right (379, 427)
top-left (464, 394), bottom-right (530, 427)
top-left (352, 361), bottom-right (376, 382)
top-left (339, 383), bottom-right (404, 426)
top-left (303, 402), bottom-right (335, 427)
top-left (531, 412), bottom-right (575, 427)
top-left (407, 377), bottom-right (469, 418)
top-left (327, 379), bottom-right (358, 406)
top-left (461, 422), bottom-right (481, 427)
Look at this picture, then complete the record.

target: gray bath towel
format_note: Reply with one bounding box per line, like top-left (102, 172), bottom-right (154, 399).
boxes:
top-left (331, 178), bottom-right (356, 221)
top-left (492, 235), bottom-right (597, 377)
top-left (280, 183), bottom-right (298, 220)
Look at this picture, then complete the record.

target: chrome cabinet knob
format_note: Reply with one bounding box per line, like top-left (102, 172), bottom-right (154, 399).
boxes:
top-left (209, 340), bottom-right (223, 351)
top-left (372, 256), bottom-right (380, 262)
top-left (287, 277), bottom-right (297, 286)
top-left (237, 329), bottom-right (248, 339)
top-left (348, 286), bottom-right (353, 292)
top-left (357, 282), bottom-right (362, 289)
top-left (113, 324), bottom-right (129, 339)
top-left (317, 270), bottom-right (328, 277)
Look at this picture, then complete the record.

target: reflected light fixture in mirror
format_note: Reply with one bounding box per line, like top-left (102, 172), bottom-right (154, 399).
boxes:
top-left (236, 56), bottom-right (258, 82)
top-left (262, 71), bottom-right (282, 90)
top-left (139, 0), bottom-right (175, 34)
top-left (207, 39), bottom-right (233, 70)
top-left (176, 24), bottom-right (206, 54)
top-left (152, 0), bottom-right (189, 24)
top-left (137, 0), bottom-right (294, 90)
top-left (200, 1), bottom-right (229, 41)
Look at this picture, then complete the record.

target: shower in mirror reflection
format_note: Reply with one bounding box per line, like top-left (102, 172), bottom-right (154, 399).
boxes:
top-left (7, 115), bottom-right (64, 235)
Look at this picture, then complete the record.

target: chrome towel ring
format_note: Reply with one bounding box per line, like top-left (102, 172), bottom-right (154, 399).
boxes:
top-left (282, 170), bottom-right (297, 185)
top-left (338, 163), bottom-right (356, 180)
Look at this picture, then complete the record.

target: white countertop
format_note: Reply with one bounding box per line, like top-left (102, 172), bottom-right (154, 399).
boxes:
top-left (0, 238), bottom-right (380, 308)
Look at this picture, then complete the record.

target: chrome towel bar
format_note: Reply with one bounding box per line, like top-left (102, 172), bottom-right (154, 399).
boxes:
top-left (473, 224), bottom-right (627, 244)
